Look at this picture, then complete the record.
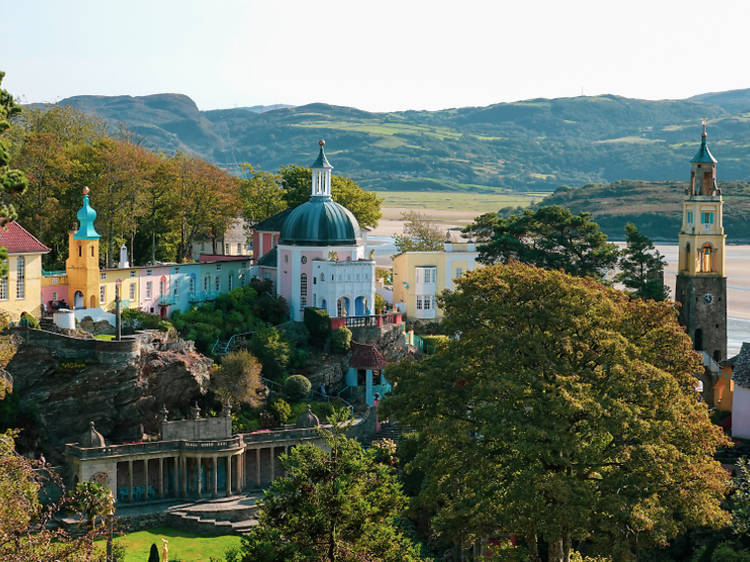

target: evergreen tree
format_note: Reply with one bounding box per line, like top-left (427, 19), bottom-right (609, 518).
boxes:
top-left (470, 205), bottom-right (619, 281)
top-left (616, 222), bottom-right (669, 300)
top-left (239, 409), bottom-right (426, 561)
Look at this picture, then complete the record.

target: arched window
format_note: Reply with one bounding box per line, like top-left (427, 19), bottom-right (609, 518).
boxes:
top-left (700, 244), bottom-right (713, 273)
top-left (300, 273), bottom-right (308, 309)
top-left (685, 242), bottom-right (691, 271)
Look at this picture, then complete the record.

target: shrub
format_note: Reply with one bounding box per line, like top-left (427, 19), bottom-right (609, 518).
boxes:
top-left (330, 327), bottom-right (352, 354)
top-left (259, 409), bottom-right (277, 429)
top-left (213, 350), bottom-right (264, 408)
top-left (304, 307), bottom-right (331, 348)
top-left (284, 374), bottom-right (311, 402)
top-left (420, 334), bottom-right (450, 353)
top-left (121, 309), bottom-right (161, 330)
top-left (270, 398), bottom-right (291, 425)
top-left (19, 312), bottom-right (39, 329)
top-left (250, 325), bottom-right (290, 380)
top-left (374, 293), bottom-right (387, 313)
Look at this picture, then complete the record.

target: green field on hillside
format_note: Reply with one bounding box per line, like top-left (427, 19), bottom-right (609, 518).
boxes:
top-left (96, 527), bottom-right (242, 561)
top-left (376, 191), bottom-right (546, 212)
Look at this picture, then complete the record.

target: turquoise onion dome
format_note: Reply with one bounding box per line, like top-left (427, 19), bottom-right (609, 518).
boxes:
top-left (691, 119), bottom-right (718, 164)
top-left (74, 187), bottom-right (101, 240)
top-left (279, 197), bottom-right (360, 246)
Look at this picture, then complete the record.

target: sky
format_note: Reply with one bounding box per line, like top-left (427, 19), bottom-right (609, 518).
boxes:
top-left (2, 0), bottom-right (750, 113)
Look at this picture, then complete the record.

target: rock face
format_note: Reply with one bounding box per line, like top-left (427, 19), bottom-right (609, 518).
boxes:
top-left (5, 329), bottom-right (213, 462)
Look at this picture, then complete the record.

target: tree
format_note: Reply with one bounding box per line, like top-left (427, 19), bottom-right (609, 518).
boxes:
top-left (212, 350), bottom-right (264, 408)
top-left (0, 429), bottom-right (98, 560)
top-left (470, 205), bottom-right (619, 281)
top-left (385, 262), bottom-right (730, 561)
top-left (393, 211), bottom-right (444, 254)
top-left (0, 72), bottom-right (29, 277)
top-left (616, 222), bottom-right (669, 300)
top-left (238, 409), bottom-right (426, 561)
top-left (279, 164), bottom-right (382, 229)
top-left (239, 165), bottom-right (287, 224)
top-left (250, 325), bottom-right (290, 381)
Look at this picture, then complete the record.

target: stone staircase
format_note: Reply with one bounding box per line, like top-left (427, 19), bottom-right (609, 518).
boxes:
top-left (375, 421), bottom-right (408, 442)
top-left (166, 494), bottom-right (262, 535)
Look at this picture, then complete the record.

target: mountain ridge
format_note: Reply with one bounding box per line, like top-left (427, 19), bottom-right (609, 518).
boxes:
top-left (46, 89), bottom-right (750, 192)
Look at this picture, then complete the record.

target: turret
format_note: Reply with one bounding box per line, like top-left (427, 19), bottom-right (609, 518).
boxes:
top-left (689, 119), bottom-right (718, 196)
top-left (310, 139), bottom-right (332, 197)
top-left (66, 187), bottom-right (101, 309)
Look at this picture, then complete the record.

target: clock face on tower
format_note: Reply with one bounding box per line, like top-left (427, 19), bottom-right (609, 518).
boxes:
top-left (704, 293), bottom-right (714, 304)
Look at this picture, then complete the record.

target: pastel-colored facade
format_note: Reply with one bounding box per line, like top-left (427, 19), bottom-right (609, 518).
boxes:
top-left (251, 209), bottom-right (290, 263)
top-left (271, 141), bottom-right (376, 323)
top-left (0, 221), bottom-right (50, 320)
top-left (191, 218), bottom-right (252, 260)
top-left (731, 343), bottom-right (750, 438)
top-left (392, 240), bottom-right (481, 320)
top-left (345, 342), bottom-right (391, 406)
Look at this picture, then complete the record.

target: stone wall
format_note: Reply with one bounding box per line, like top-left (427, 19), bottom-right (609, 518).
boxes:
top-left (161, 416), bottom-right (232, 441)
top-left (10, 327), bottom-right (139, 363)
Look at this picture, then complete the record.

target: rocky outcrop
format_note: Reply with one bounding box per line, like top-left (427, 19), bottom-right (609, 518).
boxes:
top-left (350, 324), bottom-right (418, 363)
top-left (5, 329), bottom-right (213, 462)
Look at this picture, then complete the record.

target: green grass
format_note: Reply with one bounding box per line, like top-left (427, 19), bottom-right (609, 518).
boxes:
top-left (291, 119), bottom-right (463, 140)
top-left (98, 527), bottom-right (241, 561)
top-left (376, 191), bottom-right (545, 212)
top-left (94, 334), bottom-right (115, 341)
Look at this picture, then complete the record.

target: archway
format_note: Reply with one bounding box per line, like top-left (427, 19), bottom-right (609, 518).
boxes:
top-left (355, 296), bottom-right (368, 316)
top-left (700, 244), bottom-right (713, 273)
top-left (320, 298), bottom-right (327, 311)
top-left (74, 291), bottom-right (84, 309)
top-left (336, 296), bottom-right (350, 317)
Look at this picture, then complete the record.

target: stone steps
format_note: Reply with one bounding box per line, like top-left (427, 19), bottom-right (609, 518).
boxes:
top-left (165, 494), bottom-right (261, 535)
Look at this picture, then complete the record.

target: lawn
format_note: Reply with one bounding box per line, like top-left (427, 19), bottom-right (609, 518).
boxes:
top-left (97, 527), bottom-right (242, 561)
top-left (375, 190), bottom-right (545, 212)
top-left (94, 334), bottom-right (115, 341)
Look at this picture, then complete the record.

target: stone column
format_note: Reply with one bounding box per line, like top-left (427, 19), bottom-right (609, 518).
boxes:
top-left (128, 460), bottom-right (133, 502)
top-left (158, 457), bottom-right (164, 498)
top-left (180, 457), bottom-right (187, 498)
top-left (255, 448), bottom-right (261, 487)
top-left (196, 458), bottom-right (202, 497)
top-left (270, 447), bottom-right (275, 482)
top-left (226, 454), bottom-right (232, 497)
top-left (212, 456), bottom-right (218, 497)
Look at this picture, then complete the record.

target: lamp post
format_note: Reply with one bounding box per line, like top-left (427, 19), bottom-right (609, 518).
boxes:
top-left (115, 279), bottom-right (122, 341)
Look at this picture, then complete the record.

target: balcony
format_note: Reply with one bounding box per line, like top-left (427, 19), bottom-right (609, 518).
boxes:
top-left (157, 294), bottom-right (176, 306)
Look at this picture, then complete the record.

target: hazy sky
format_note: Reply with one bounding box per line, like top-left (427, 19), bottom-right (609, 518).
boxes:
top-left (2, 0), bottom-right (749, 112)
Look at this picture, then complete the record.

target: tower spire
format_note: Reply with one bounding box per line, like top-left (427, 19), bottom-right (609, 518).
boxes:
top-left (74, 186), bottom-right (100, 240)
top-left (310, 139), bottom-right (333, 198)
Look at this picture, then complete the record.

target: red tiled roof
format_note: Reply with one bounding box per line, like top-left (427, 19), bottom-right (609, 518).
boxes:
top-left (349, 342), bottom-right (387, 370)
top-left (0, 221), bottom-right (50, 254)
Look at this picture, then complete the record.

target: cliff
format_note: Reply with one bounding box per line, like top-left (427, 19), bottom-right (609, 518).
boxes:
top-left (4, 329), bottom-right (213, 462)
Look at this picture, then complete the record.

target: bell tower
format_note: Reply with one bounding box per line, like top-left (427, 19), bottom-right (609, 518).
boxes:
top-left (310, 139), bottom-right (332, 198)
top-left (675, 121), bottom-right (727, 363)
top-left (66, 186), bottom-right (101, 309)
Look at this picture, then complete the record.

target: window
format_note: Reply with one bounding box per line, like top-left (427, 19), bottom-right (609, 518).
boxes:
top-left (300, 273), bottom-right (308, 308)
top-left (78, 245), bottom-right (82, 257)
top-left (423, 296), bottom-right (432, 310)
top-left (237, 243), bottom-right (242, 254)
top-left (90, 246), bottom-right (94, 257)
top-left (129, 283), bottom-right (136, 300)
top-left (189, 276), bottom-right (195, 295)
top-left (701, 211), bottom-right (714, 225)
top-left (159, 278), bottom-right (166, 296)
top-left (228, 274), bottom-right (233, 291)
top-left (146, 269), bottom-right (152, 275)
top-left (225, 243), bottom-right (229, 254)
top-left (700, 244), bottom-right (713, 273)
top-left (130, 270), bottom-right (136, 277)
top-left (0, 274), bottom-right (7, 301)
top-left (301, 256), bottom-right (307, 264)
top-left (16, 256), bottom-right (25, 299)
top-left (146, 281), bottom-right (152, 298)
top-left (687, 211), bottom-right (694, 224)
top-left (173, 282), bottom-right (179, 297)
top-left (416, 296), bottom-right (423, 310)
top-left (455, 267), bottom-right (463, 278)
top-left (284, 254), bottom-right (289, 263)
top-left (52, 291), bottom-right (58, 302)
top-left (215, 276), bottom-right (220, 291)
top-left (204, 276), bottom-right (209, 292)
top-left (216, 264), bottom-right (222, 271)
top-left (320, 273), bottom-right (325, 282)
top-left (100, 272), bottom-right (106, 280)
top-left (100, 285), bottom-right (106, 303)
top-left (416, 266), bottom-right (436, 284)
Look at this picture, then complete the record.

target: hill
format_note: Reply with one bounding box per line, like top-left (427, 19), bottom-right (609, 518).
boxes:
top-left (50, 89), bottom-right (750, 192)
top-left (539, 180), bottom-right (750, 242)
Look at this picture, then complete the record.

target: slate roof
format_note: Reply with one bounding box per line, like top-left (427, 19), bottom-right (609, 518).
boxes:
top-left (691, 131), bottom-right (718, 164)
top-left (349, 342), bottom-right (388, 370)
top-left (279, 197), bottom-right (360, 246)
top-left (198, 254), bottom-right (250, 264)
top-left (311, 143), bottom-right (332, 169)
top-left (252, 208), bottom-right (293, 232)
top-left (0, 221), bottom-right (50, 254)
top-left (257, 246), bottom-right (277, 267)
top-left (730, 342), bottom-right (750, 388)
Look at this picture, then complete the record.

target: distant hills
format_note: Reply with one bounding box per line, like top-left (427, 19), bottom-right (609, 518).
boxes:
top-left (49, 89), bottom-right (750, 192)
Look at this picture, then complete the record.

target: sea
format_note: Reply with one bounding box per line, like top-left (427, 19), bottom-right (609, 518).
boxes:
top-left (366, 236), bottom-right (750, 358)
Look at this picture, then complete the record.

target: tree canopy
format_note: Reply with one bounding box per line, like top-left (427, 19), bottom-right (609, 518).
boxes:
top-left (467, 205), bottom-right (619, 281)
top-left (384, 262), bottom-right (730, 561)
top-left (393, 211), bottom-right (445, 254)
top-left (616, 222), bottom-right (669, 300)
top-left (239, 409), bottom-right (426, 561)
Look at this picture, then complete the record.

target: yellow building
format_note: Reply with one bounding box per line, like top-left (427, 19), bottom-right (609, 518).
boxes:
top-left (0, 221), bottom-right (51, 320)
top-left (392, 241), bottom-right (481, 320)
top-left (65, 187), bottom-right (102, 310)
top-left (99, 268), bottom-right (140, 313)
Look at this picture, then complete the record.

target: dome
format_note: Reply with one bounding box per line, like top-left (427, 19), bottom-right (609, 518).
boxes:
top-left (296, 404), bottom-right (320, 428)
top-left (74, 188), bottom-right (100, 240)
top-left (79, 421), bottom-right (106, 448)
top-left (279, 197), bottom-right (360, 246)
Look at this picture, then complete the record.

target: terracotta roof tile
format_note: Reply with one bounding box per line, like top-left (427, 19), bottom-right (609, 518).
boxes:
top-left (349, 342), bottom-right (387, 370)
top-left (0, 221), bottom-right (50, 254)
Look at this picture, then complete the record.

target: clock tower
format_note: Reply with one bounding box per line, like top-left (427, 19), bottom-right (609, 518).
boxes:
top-left (675, 121), bottom-right (727, 364)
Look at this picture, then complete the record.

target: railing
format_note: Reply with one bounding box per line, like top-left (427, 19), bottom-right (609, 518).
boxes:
top-left (157, 294), bottom-right (176, 306)
top-left (330, 312), bottom-right (403, 330)
top-left (212, 331), bottom-right (255, 355)
top-left (65, 435), bottom-right (244, 459)
top-left (188, 291), bottom-right (218, 303)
